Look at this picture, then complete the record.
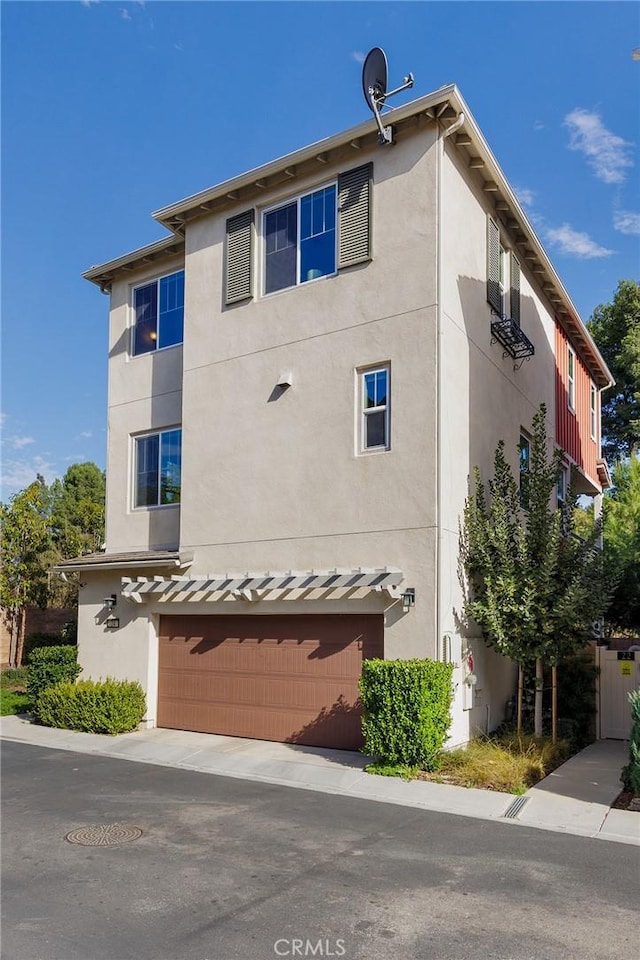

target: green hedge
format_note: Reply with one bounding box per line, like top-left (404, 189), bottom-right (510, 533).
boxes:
top-left (359, 658), bottom-right (454, 770)
top-left (37, 678), bottom-right (146, 735)
top-left (27, 645), bottom-right (81, 717)
top-left (622, 689), bottom-right (640, 795)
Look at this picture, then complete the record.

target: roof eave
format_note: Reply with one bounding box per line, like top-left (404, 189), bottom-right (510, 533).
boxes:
top-left (53, 551), bottom-right (194, 573)
top-left (151, 85), bottom-right (459, 228)
top-left (82, 236), bottom-right (185, 292)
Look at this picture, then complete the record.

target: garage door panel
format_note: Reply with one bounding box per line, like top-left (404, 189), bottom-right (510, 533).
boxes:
top-left (157, 614), bottom-right (382, 749)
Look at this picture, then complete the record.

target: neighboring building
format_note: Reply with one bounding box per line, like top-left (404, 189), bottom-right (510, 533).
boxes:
top-left (57, 85), bottom-right (612, 749)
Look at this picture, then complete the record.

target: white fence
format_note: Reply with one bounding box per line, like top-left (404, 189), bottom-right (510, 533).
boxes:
top-left (596, 648), bottom-right (640, 740)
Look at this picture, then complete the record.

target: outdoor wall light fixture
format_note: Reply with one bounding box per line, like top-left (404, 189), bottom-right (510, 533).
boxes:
top-left (103, 594), bottom-right (117, 611)
top-left (401, 588), bottom-right (416, 610)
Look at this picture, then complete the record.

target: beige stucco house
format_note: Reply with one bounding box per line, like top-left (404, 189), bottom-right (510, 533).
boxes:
top-left (58, 85), bottom-right (611, 750)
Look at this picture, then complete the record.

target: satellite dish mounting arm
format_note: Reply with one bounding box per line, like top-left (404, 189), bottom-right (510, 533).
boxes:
top-left (369, 73), bottom-right (414, 144)
top-left (362, 48), bottom-right (414, 146)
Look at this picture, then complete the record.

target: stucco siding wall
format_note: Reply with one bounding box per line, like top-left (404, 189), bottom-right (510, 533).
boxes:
top-left (78, 571), bottom-right (158, 724)
top-left (176, 126), bottom-right (441, 656)
top-left (439, 138), bottom-right (557, 743)
top-left (105, 258), bottom-right (184, 553)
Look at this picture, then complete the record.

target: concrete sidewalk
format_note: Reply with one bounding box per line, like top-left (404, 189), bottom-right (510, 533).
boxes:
top-left (1, 714), bottom-right (637, 846)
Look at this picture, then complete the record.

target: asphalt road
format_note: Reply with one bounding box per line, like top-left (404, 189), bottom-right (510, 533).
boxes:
top-left (1, 741), bottom-right (638, 960)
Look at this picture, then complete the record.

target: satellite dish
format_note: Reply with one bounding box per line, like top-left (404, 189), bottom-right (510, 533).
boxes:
top-left (361, 47), bottom-right (414, 146)
top-left (362, 47), bottom-right (388, 114)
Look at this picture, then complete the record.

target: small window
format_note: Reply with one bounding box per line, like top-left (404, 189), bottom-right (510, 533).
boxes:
top-left (360, 366), bottom-right (390, 452)
top-left (519, 433), bottom-right (530, 509)
top-left (134, 428), bottom-right (182, 508)
top-left (557, 462), bottom-right (569, 507)
top-left (263, 184), bottom-right (337, 294)
top-left (590, 383), bottom-right (597, 441)
top-left (567, 347), bottom-right (576, 412)
top-left (133, 271), bottom-right (185, 356)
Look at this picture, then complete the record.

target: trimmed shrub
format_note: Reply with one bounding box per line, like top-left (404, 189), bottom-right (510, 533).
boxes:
top-left (27, 645), bottom-right (81, 717)
top-left (24, 633), bottom-right (66, 665)
top-left (622, 689), bottom-right (640, 795)
top-left (37, 678), bottom-right (146, 735)
top-left (359, 658), bottom-right (454, 770)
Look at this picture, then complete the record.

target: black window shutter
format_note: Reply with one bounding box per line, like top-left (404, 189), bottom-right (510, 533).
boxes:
top-left (510, 255), bottom-right (521, 326)
top-left (487, 217), bottom-right (501, 314)
top-left (337, 163), bottom-right (372, 269)
top-left (225, 210), bottom-right (254, 305)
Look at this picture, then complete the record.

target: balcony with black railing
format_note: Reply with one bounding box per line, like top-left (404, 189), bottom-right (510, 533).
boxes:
top-left (490, 315), bottom-right (535, 369)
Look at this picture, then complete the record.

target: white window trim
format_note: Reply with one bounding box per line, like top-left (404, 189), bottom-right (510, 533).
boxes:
top-left (590, 382), bottom-right (597, 441)
top-left (260, 181), bottom-right (338, 298)
top-left (357, 364), bottom-right (391, 454)
top-left (131, 426), bottom-right (182, 511)
top-left (130, 270), bottom-right (185, 358)
top-left (567, 346), bottom-right (576, 414)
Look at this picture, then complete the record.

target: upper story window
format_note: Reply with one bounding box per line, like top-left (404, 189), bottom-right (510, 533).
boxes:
top-left (487, 217), bottom-right (520, 324)
top-left (567, 347), bottom-right (576, 413)
top-left (360, 365), bottom-right (390, 452)
top-left (133, 270), bottom-right (184, 356)
top-left (134, 428), bottom-right (182, 508)
top-left (519, 432), bottom-right (530, 509)
top-left (590, 383), bottom-right (597, 440)
top-left (557, 462), bottom-right (569, 507)
top-left (264, 185), bottom-right (337, 294)
top-left (224, 163), bottom-right (372, 306)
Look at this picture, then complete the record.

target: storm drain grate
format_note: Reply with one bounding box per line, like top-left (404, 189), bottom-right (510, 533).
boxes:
top-left (65, 824), bottom-right (143, 846)
top-left (502, 796), bottom-right (530, 820)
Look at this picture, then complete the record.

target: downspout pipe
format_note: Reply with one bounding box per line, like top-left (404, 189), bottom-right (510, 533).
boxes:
top-left (435, 112), bottom-right (464, 662)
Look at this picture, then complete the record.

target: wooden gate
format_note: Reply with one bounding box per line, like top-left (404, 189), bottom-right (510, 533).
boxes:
top-left (597, 648), bottom-right (640, 740)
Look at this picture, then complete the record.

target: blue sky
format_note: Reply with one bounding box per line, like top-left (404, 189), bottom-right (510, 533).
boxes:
top-left (1, 0), bottom-right (638, 500)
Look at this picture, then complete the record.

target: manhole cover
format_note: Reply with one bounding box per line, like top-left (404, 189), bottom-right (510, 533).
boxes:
top-left (65, 824), bottom-right (143, 846)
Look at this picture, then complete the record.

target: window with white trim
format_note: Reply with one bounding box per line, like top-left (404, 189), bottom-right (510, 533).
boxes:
top-left (519, 433), bottom-right (530, 509)
top-left (360, 366), bottom-right (390, 452)
top-left (225, 164), bottom-right (372, 306)
top-left (132, 270), bottom-right (184, 356)
top-left (134, 428), bottom-right (182, 508)
top-left (263, 184), bottom-right (337, 294)
top-left (567, 347), bottom-right (576, 412)
top-left (590, 383), bottom-right (597, 440)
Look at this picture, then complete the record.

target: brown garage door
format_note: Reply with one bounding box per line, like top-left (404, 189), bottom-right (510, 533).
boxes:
top-left (157, 614), bottom-right (383, 750)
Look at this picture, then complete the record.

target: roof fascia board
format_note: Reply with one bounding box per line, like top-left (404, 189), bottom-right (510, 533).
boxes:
top-left (83, 236), bottom-right (185, 287)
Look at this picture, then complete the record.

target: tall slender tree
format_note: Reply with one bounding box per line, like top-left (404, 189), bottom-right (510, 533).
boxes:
top-left (461, 405), bottom-right (611, 738)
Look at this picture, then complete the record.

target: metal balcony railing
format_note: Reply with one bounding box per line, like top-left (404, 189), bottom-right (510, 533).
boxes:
top-left (490, 315), bottom-right (535, 369)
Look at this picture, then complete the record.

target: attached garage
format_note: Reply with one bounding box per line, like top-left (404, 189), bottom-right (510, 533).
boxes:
top-left (157, 613), bottom-right (383, 750)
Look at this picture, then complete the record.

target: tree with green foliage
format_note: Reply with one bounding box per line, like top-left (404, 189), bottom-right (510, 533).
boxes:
top-left (49, 462), bottom-right (106, 558)
top-left (0, 479), bottom-right (53, 666)
top-left (46, 462), bottom-right (106, 608)
top-left (603, 457), bottom-right (640, 634)
top-left (588, 279), bottom-right (640, 460)
top-left (461, 405), bottom-right (611, 738)
top-left (1, 463), bottom-right (106, 652)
